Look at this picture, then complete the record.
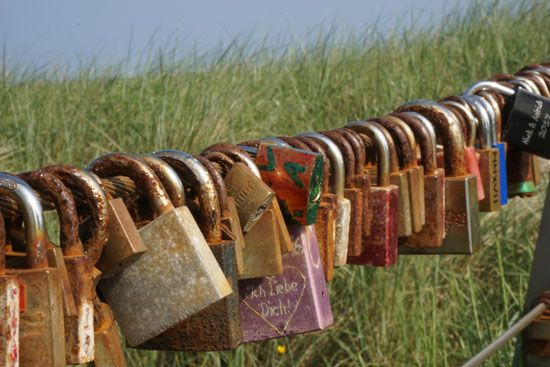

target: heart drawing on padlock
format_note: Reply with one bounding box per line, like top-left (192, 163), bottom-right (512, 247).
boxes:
top-left (240, 265), bottom-right (307, 335)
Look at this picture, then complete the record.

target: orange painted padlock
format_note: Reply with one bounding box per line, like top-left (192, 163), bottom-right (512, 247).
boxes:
top-left (345, 122), bottom-right (399, 266)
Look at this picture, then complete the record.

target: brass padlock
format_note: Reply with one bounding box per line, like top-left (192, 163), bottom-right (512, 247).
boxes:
top-left (378, 116), bottom-right (426, 232)
top-left (345, 122), bottom-right (399, 266)
top-left (85, 170), bottom-right (146, 277)
top-left (321, 130), bottom-right (364, 259)
top-left (283, 136), bottom-right (336, 281)
top-left (42, 164), bottom-right (124, 367)
top-left (202, 151), bottom-right (283, 279)
top-left (393, 111), bottom-right (446, 250)
top-left (142, 150), bottom-right (241, 351)
top-left (0, 210), bottom-right (20, 367)
top-left (20, 169), bottom-right (97, 364)
top-left (298, 132), bottom-right (351, 267)
top-left (89, 153), bottom-right (232, 347)
top-left (395, 100), bottom-right (481, 254)
top-left (1, 173), bottom-right (67, 367)
top-left (366, 121), bottom-right (412, 238)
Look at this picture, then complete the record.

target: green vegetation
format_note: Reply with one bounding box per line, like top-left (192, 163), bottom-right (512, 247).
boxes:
top-left (1, 1), bottom-right (550, 365)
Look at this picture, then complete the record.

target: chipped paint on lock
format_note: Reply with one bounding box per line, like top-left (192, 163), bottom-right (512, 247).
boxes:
top-left (77, 301), bottom-right (94, 361)
top-left (4, 280), bottom-right (19, 367)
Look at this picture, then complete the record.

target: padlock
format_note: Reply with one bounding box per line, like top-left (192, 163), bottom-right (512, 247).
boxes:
top-left (202, 144), bottom-right (274, 232)
top-left (462, 94), bottom-right (501, 212)
top-left (345, 122), bottom-right (399, 266)
top-left (139, 155), bottom-right (185, 208)
top-left (333, 128), bottom-right (372, 240)
top-left (86, 169), bottom-right (146, 277)
top-left (202, 151), bottom-right (283, 279)
top-left (19, 169), bottom-right (97, 364)
top-left (0, 209), bottom-right (19, 367)
top-left (88, 153), bottom-right (232, 347)
top-left (395, 100), bottom-right (481, 254)
top-left (41, 164), bottom-right (126, 367)
top-left (140, 150), bottom-right (241, 351)
top-left (284, 136), bottom-right (336, 281)
top-left (364, 121), bottom-right (412, 238)
top-left (440, 98), bottom-right (486, 202)
top-left (298, 132), bottom-right (351, 267)
top-left (238, 220), bottom-right (333, 341)
top-left (320, 130), bottom-right (363, 259)
top-left (16, 171), bottom-right (79, 319)
top-left (194, 154), bottom-right (246, 275)
top-left (1, 173), bottom-right (66, 366)
top-left (392, 111), bottom-right (446, 250)
top-left (375, 116), bottom-right (426, 232)
top-left (252, 141), bottom-right (323, 226)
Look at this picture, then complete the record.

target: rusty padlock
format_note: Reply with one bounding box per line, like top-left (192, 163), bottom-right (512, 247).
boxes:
top-left (42, 165), bottom-right (126, 367)
top-left (1, 173), bottom-right (66, 367)
top-left (345, 122), bottom-right (399, 266)
top-left (89, 153), bottom-right (232, 347)
top-left (298, 132), bottom-right (351, 267)
top-left (20, 169), bottom-right (96, 364)
top-left (320, 130), bottom-right (364, 259)
top-left (141, 150), bottom-right (241, 351)
top-left (395, 100), bottom-right (481, 254)
top-left (393, 111), bottom-right (446, 250)
top-left (282, 136), bottom-right (337, 281)
top-left (0, 209), bottom-right (19, 367)
top-left (139, 154), bottom-right (185, 208)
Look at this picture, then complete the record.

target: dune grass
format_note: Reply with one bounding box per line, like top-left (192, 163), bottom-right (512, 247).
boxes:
top-left (1, 1), bottom-right (550, 365)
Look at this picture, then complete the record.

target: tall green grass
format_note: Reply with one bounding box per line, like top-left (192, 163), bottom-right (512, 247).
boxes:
top-left (1, 1), bottom-right (550, 365)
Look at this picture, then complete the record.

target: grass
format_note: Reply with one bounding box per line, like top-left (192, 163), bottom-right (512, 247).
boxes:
top-left (1, 0), bottom-right (550, 365)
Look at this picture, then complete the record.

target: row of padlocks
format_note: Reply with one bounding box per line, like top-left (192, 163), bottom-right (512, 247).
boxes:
top-left (0, 62), bottom-right (550, 366)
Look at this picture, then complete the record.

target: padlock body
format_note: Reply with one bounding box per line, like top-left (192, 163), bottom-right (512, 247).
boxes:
top-left (314, 195), bottom-right (336, 282)
top-left (441, 175), bottom-right (480, 254)
top-left (238, 209), bottom-right (283, 280)
top-left (409, 166), bottom-right (426, 230)
top-left (225, 164), bottom-right (275, 232)
top-left (270, 199), bottom-right (293, 254)
top-left (464, 146), bottom-right (486, 201)
top-left (224, 197), bottom-right (245, 276)
top-left (400, 168), bottom-right (445, 251)
top-left (493, 142), bottom-right (508, 205)
top-left (0, 276), bottom-right (19, 367)
top-left (94, 302), bottom-right (127, 367)
top-left (64, 255), bottom-right (95, 364)
top-left (96, 198), bottom-right (146, 277)
top-left (99, 206), bottom-right (232, 347)
top-left (239, 224), bottom-right (333, 342)
top-left (8, 267), bottom-right (66, 367)
top-left (390, 172), bottom-right (412, 237)
top-left (140, 240), bottom-right (241, 351)
top-left (352, 174), bottom-right (372, 238)
top-left (333, 197), bottom-right (350, 267)
top-left (46, 246), bottom-right (77, 317)
top-left (347, 185), bottom-right (398, 266)
top-left (343, 187), bottom-right (363, 257)
top-left (507, 147), bottom-right (537, 196)
top-left (478, 148), bottom-right (501, 212)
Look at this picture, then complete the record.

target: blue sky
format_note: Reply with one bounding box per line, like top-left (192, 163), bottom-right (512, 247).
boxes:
top-left (1, 0), bottom-right (473, 70)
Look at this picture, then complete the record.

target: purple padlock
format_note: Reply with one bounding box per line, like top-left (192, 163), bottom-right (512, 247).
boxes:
top-left (238, 224), bottom-right (333, 342)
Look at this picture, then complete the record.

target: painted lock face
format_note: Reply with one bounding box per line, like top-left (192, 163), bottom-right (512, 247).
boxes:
top-left (2, 173), bottom-right (67, 367)
top-left (90, 153), bottom-right (232, 347)
top-left (345, 121), bottom-right (399, 266)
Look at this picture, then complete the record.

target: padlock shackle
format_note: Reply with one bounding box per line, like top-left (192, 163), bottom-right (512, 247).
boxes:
top-left (19, 170), bottom-right (84, 257)
top-left (366, 121), bottom-right (399, 173)
top-left (139, 155), bottom-right (185, 208)
top-left (346, 122), bottom-right (391, 186)
top-left (260, 137), bottom-right (292, 147)
top-left (383, 116), bottom-right (418, 168)
top-left (441, 100), bottom-right (478, 147)
top-left (202, 144), bottom-right (262, 178)
top-left (203, 151), bottom-right (236, 177)
top-left (392, 112), bottom-right (437, 175)
top-left (42, 165), bottom-right (110, 264)
top-left (475, 94), bottom-right (499, 145)
top-left (461, 95), bottom-right (493, 148)
top-left (464, 80), bottom-right (515, 97)
top-left (395, 100), bottom-right (467, 177)
top-left (514, 76), bottom-right (541, 94)
top-left (370, 117), bottom-right (414, 170)
top-left (0, 173), bottom-right (49, 269)
top-left (193, 154), bottom-right (229, 214)
top-left (0, 212), bottom-right (4, 273)
top-left (298, 132), bottom-right (345, 199)
top-left (333, 128), bottom-right (366, 176)
top-left (154, 150), bottom-right (222, 243)
top-left (87, 153), bottom-right (175, 216)
top-left (518, 72), bottom-right (550, 97)
top-left (321, 131), bottom-right (356, 182)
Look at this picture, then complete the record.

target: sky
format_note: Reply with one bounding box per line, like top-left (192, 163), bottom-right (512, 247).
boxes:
top-left (0, 0), bottom-right (474, 71)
